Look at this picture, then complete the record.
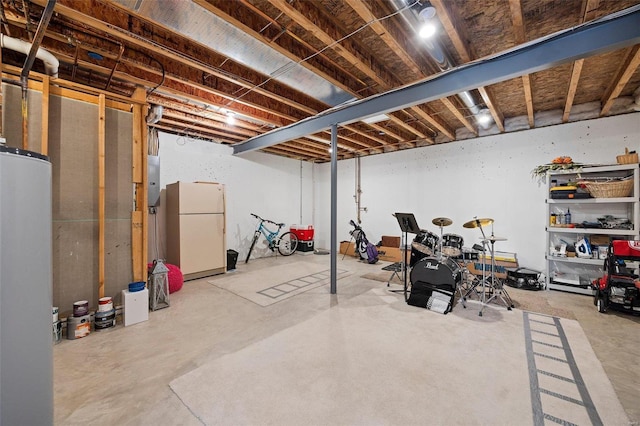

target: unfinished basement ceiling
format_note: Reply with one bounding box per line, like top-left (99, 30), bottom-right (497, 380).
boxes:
top-left (1, 0), bottom-right (639, 162)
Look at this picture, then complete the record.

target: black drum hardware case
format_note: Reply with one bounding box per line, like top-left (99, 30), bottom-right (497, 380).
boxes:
top-left (505, 268), bottom-right (544, 290)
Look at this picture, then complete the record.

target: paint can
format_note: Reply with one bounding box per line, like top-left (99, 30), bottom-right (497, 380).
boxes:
top-left (52, 320), bottom-right (62, 344)
top-left (73, 300), bottom-right (89, 317)
top-left (98, 296), bottom-right (113, 312)
top-left (67, 314), bottom-right (90, 340)
top-left (52, 306), bottom-right (59, 323)
top-left (94, 309), bottom-right (116, 331)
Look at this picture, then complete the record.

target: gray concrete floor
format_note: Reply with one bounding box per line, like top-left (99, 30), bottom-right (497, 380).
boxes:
top-left (53, 254), bottom-right (639, 425)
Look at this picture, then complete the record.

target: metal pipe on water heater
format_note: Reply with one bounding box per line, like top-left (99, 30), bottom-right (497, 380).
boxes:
top-left (18, 0), bottom-right (57, 150)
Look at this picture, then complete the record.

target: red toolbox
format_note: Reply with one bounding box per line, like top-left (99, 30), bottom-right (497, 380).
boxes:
top-left (290, 225), bottom-right (314, 241)
top-left (612, 240), bottom-right (640, 258)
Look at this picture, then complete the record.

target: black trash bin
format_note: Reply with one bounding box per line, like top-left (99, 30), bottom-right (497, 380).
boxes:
top-left (227, 249), bottom-right (238, 271)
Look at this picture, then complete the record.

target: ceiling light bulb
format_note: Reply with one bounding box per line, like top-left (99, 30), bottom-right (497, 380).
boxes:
top-left (226, 113), bottom-right (236, 125)
top-left (419, 22), bottom-right (437, 39)
top-left (328, 147), bottom-right (333, 153)
top-left (477, 109), bottom-right (492, 125)
top-left (418, 5), bottom-right (436, 21)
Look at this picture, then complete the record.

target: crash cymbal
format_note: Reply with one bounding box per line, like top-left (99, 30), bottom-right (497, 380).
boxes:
top-left (463, 218), bottom-right (494, 229)
top-left (432, 217), bottom-right (453, 227)
top-left (480, 236), bottom-right (507, 242)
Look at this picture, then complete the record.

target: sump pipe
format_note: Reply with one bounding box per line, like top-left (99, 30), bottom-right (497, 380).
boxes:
top-left (0, 34), bottom-right (59, 79)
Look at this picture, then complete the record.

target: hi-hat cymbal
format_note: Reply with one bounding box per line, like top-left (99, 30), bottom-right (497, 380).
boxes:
top-left (432, 217), bottom-right (453, 227)
top-left (480, 236), bottom-right (507, 242)
top-left (463, 218), bottom-right (494, 229)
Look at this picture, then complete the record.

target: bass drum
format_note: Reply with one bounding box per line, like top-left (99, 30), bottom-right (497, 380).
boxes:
top-left (407, 257), bottom-right (462, 313)
top-left (410, 257), bottom-right (462, 291)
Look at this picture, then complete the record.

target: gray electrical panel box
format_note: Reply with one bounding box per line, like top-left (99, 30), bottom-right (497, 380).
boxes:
top-left (148, 155), bottom-right (160, 206)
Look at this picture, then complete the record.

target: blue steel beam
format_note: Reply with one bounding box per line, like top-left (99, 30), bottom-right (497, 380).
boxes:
top-left (233, 5), bottom-right (640, 155)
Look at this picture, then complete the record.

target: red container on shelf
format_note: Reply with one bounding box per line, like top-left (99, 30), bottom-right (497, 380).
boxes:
top-left (290, 225), bottom-right (314, 241)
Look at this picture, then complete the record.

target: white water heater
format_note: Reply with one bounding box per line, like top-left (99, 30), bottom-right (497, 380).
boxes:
top-left (0, 145), bottom-right (53, 425)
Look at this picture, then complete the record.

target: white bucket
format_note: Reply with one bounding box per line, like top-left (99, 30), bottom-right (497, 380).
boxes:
top-left (98, 297), bottom-right (113, 312)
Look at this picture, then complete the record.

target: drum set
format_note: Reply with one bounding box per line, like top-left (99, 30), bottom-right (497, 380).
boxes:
top-left (398, 214), bottom-right (514, 316)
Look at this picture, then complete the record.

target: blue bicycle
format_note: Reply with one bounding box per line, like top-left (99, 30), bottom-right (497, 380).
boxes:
top-left (245, 213), bottom-right (299, 263)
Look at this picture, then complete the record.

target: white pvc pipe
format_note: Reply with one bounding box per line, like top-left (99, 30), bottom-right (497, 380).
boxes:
top-left (0, 34), bottom-right (58, 78)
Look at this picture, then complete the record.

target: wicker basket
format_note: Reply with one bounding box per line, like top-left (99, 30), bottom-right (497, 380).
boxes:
top-left (616, 147), bottom-right (638, 164)
top-left (581, 178), bottom-right (634, 198)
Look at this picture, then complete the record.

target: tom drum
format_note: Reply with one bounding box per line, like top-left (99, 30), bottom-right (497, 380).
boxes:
top-left (411, 230), bottom-right (439, 256)
top-left (442, 234), bottom-right (464, 257)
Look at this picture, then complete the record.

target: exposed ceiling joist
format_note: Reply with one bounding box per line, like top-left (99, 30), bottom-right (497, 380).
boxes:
top-left (234, 6), bottom-right (640, 154)
top-left (600, 45), bottom-right (640, 116)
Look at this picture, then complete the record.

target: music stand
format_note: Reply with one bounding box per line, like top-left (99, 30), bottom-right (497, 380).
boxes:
top-left (391, 213), bottom-right (420, 301)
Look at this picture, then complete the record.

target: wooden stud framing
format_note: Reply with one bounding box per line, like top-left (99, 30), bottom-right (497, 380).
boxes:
top-left (600, 45), bottom-right (640, 116)
top-left (521, 75), bottom-right (535, 128)
top-left (98, 94), bottom-right (106, 299)
top-left (41, 75), bottom-right (50, 155)
top-left (477, 87), bottom-right (505, 132)
top-left (3, 64), bottom-right (140, 110)
top-left (131, 86), bottom-right (148, 282)
top-left (563, 59), bottom-right (584, 123)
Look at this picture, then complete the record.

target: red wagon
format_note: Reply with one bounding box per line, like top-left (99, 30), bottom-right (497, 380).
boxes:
top-left (592, 240), bottom-right (640, 313)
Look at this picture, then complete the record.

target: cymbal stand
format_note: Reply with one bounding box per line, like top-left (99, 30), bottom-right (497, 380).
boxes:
top-left (478, 232), bottom-right (515, 316)
top-left (479, 238), bottom-right (515, 316)
top-left (461, 219), bottom-right (489, 310)
top-left (437, 224), bottom-right (444, 261)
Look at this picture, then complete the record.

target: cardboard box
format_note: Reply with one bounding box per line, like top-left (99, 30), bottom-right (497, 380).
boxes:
top-left (589, 234), bottom-right (610, 246)
top-left (339, 241), bottom-right (357, 257)
top-left (376, 246), bottom-right (410, 263)
top-left (381, 236), bottom-right (401, 248)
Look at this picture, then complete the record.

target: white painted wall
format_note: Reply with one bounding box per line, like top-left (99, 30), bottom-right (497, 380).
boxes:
top-left (313, 113), bottom-right (640, 272)
top-left (150, 133), bottom-right (314, 263)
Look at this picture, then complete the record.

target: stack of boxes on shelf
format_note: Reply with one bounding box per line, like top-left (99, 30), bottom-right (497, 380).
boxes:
top-left (291, 225), bottom-right (314, 253)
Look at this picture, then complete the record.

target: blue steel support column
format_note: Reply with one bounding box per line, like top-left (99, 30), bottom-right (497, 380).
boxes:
top-left (330, 124), bottom-right (337, 294)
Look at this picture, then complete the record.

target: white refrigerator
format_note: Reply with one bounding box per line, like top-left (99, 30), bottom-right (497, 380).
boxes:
top-left (166, 182), bottom-right (226, 280)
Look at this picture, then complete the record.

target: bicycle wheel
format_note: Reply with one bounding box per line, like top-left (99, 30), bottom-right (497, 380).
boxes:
top-left (277, 232), bottom-right (298, 256)
top-left (245, 232), bottom-right (260, 263)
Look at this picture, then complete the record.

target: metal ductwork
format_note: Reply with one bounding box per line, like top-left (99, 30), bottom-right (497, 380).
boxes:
top-left (111, 0), bottom-right (354, 108)
top-left (146, 104), bottom-right (163, 125)
top-left (391, 0), bottom-right (492, 129)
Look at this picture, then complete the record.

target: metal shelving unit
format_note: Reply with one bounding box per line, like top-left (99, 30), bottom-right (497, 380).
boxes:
top-left (545, 164), bottom-right (640, 295)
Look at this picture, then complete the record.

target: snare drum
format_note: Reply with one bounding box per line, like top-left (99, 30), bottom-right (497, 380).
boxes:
top-left (411, 230), bottom-right (439, 256)
top-left (442, 234), bottom-right (464, 257)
